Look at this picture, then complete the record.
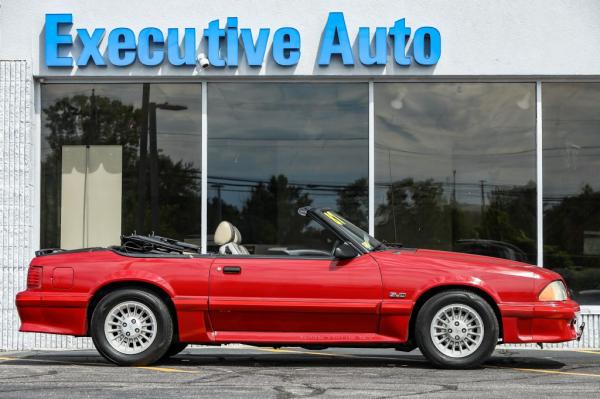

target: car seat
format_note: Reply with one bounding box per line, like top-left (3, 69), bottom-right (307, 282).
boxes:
top-left (214, 221), bottom-right (250, 255)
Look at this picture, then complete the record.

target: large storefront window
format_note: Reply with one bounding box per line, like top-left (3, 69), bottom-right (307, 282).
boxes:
top-left (207, 83), bottom-right (368, 254)
top-left (41, 84), bottom-right (202, 249)
top-left (375, 83), bottom-right (537, 263)
top-left (543, 83), bottom-right (600, 304)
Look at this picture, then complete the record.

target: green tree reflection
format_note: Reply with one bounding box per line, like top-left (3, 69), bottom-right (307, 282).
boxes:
top-left (376, 178), bottom-right (452, 248)
top-left (480, 183), bottom-right (536, 259)
top-left (42, 93), bottom-right (201, 247)
top-left (544, 185), bottom-right (600, 300)
top-left (237, 175), bottom-right (312, 245)
top-left (376, 178), bottom-right (536, 261)
top-left (337, 177), bottom-right (368, 229)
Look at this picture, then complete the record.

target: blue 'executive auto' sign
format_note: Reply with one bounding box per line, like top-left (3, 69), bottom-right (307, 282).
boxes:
top-left (44, 12), bottom-right (441, 68)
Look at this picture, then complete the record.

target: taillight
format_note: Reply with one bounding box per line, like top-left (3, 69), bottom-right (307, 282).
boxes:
top-left (27, 266), bottom-right (43, 289)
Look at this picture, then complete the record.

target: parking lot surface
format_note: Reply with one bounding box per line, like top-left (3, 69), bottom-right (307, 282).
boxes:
top-left (1, 347), bottom-right (600, 398)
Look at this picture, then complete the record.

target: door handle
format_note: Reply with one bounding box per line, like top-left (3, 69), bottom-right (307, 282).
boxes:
top-left (223, 266), bottom-right (242, 274)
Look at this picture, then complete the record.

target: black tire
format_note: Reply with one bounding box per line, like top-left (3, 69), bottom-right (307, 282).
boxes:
top-left (91, 289), bottom-right (174, 366)
top-left (161, 342), bottom-right (189, 360)
top-left (415, 290), bottom-right (499, 369)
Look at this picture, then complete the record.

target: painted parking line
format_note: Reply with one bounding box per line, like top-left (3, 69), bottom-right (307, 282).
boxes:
top-left (0, 356), bottom-right (198, 374)
top-left (0, 356), bottom-right (108, 367)
top-left (510, 367), bottom-right (600, 379)
top-left (487, 365), bottom-right (600, 379)
top-left (250, 348), bottom-right (600, 378)
top-left (514, 348), bottom-right (600, 355)
top-left (135, 366), bottom-right (200, 374)
top-left (574, 349), bottom-right (600, 355)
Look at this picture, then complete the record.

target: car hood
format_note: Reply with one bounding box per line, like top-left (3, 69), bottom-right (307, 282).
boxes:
top-left (371, 248), bottom-right (561, 281)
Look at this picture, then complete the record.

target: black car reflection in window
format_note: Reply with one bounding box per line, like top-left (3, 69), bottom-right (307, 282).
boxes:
top-left (454, 239), bottom-right (529, 263)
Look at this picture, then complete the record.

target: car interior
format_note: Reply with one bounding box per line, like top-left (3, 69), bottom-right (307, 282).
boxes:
top-left (213, 221), bottom-right (250, 255)
top-left (116, 209), bottom-right (349, 258)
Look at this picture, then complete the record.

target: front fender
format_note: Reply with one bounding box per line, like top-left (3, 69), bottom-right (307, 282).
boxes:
top-left (378, 271), bottom-right (505, 342)
top-left (412, 275), bottom-right (502, 305)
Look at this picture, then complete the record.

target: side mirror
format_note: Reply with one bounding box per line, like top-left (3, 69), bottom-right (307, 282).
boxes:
top-left (334, 242), bottom-right (358, 259)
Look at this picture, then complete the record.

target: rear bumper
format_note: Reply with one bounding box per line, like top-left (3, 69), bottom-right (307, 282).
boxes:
top-left (16, 290), bottom-right (89, 336)
top-left (500, 299), bottom-right (581, 344)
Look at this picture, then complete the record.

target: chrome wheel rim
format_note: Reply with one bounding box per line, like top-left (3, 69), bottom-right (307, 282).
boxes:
top-left (104, 301), bottom-right (157, 354)
top-left (430, 303), bottom-right (484, 358)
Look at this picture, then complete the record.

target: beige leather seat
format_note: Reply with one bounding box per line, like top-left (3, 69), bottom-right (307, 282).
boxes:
top-left (214, 221), bottom-right (250, 255)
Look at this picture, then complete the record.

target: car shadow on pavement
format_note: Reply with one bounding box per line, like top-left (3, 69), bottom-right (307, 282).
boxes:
top-left (158, 352), bottom-right (566, 370)
top-left (161, 353), bottom-right (437, 369)
top-left (485, 355), bottom-right (565, 370)
top-left (1, 351), bottom-right (566, 370)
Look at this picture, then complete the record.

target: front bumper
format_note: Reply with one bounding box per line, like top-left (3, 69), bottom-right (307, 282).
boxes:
top-left (499, 299), bottom-right (581, 344)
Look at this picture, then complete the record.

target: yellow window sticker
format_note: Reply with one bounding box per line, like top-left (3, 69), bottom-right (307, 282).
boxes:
top-left (324, 211), bottom-right (345, 225)
top-left (361, 240), bottom-right (373, 250)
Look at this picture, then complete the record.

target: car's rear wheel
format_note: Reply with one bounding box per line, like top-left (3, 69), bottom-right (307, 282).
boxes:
top-left (415, 290), bottom-right (498, 369)
top-left (91, 289), bottom-right (174, 366)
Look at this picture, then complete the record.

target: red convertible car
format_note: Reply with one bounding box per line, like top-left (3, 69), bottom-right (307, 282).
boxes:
top-left (16, 207), bottom-right (583, 368)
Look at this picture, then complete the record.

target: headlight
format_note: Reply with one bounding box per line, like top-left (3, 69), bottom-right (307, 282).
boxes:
top-left (538, 280), bottom-right (568, 301)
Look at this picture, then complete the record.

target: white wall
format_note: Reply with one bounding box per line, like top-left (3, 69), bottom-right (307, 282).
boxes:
top-left (0, 60), bottom-right (35, 349)
top-left (1, 0), bottom-right (600, 77)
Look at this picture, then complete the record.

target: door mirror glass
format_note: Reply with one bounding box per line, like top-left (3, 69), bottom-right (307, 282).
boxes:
top-left (334, 242), bottom-right (358, 259)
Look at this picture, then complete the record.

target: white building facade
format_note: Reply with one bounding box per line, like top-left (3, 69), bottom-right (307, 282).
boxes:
top-left (1, 0), bottom-right (600, 349)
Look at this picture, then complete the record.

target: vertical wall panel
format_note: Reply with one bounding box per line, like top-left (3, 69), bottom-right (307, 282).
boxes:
top-left (0, 60), bottom-right (33, 350)
top-left (0, 61), bottom-right (93, 350)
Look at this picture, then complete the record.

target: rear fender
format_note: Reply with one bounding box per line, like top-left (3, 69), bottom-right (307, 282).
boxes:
top-left (89, 270), bottom-right (176, 298)
top-left (86, 271), bottom-right (211, 342)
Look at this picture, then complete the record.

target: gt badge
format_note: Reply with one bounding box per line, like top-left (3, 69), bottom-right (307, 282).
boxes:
top-left (389, 291), bottom-right (406, 298)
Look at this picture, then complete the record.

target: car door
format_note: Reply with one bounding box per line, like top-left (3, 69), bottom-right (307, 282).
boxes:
top-left (208, 253), bottom-right (382, 334)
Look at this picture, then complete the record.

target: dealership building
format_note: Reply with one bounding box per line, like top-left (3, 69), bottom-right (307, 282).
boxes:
top-left (1, 0), bottom-right (600, 350)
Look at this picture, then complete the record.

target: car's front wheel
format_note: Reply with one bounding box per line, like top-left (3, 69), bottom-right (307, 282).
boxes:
top-left (91, 289), bottom-right (174, 366)
top-left (415, 290), bottom-right (499, 369)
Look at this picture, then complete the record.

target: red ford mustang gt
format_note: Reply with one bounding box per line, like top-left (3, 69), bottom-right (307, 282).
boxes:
top-left (16, 207), bottom-right (583, 368)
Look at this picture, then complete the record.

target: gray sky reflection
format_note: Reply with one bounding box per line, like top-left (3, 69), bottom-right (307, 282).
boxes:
top-left (375, 83), bottom-right (537, 207)
top-left (207, 83), bottom-right (369, 210)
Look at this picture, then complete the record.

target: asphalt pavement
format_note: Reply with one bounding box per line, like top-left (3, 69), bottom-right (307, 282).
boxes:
top-left (1, 346), bottom-right (600, 398)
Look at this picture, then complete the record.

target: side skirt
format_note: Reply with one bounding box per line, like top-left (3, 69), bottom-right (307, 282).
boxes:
top-left (209, 331), bottom-right (404, 345)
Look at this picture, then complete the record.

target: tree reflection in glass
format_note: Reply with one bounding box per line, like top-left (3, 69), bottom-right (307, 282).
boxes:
top-left (543, 83), bottom-right (600, 304)
top-left (207, 83), bottom-right (369, 254)
top-left (41, 84), bottom-right (202, 248)
top-left (375, 83), bottom-right (537, 263)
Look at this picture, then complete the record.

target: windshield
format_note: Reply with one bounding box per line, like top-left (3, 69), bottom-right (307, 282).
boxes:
top-left (320, 210), bottom-right (384, 251)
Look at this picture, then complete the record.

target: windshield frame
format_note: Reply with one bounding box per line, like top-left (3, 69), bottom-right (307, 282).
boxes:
top-left (305, 207), bottom-right (384, 254)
